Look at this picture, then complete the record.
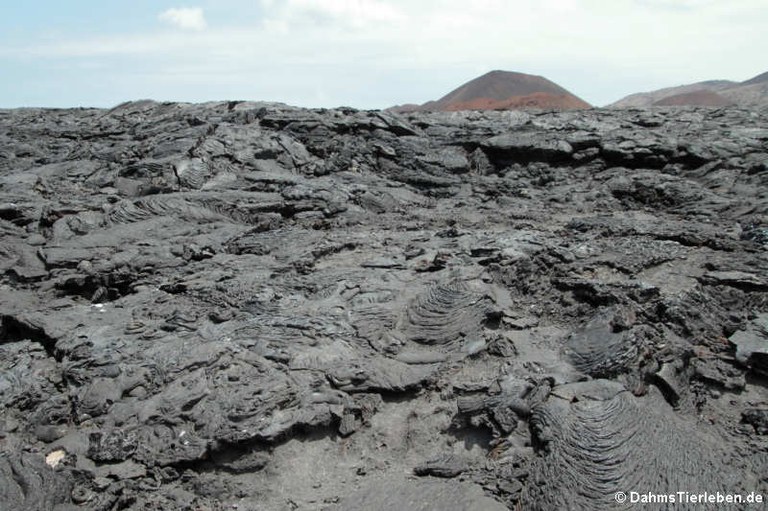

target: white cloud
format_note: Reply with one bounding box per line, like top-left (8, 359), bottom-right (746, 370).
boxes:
top-left (260, 0), bottom-right (405, 29)
top-left (634, 0), bottom-right (715, 8)
top-left (159, 7), bottom-right (207, 31)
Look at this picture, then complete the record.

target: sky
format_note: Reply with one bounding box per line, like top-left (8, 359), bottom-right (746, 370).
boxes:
top-left (0, 0), bottom-right (766, 109)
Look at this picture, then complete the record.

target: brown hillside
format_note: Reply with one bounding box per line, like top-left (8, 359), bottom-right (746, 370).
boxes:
top-left (653, 90), bottom-right (734, 107)
top-left (609, 69), bottom-right (768, 109)
top-left (392, 70), bottom-right (590, 112)
top-left (444, 92), bottom-right (590, 111)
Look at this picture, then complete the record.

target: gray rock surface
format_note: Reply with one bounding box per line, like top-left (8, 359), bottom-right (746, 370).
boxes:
top-left (0, 101), bottom-right (767, 510)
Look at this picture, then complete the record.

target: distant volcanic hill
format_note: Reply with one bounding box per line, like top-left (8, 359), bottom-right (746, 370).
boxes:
top-left (610, 70), bottom-right (768, 108)
top-left (391, 70), bottom-right (591, 112)
top-left (652, 90), bottom-right (734, 107)
top-left (741, 70), bottom-right (768, 86)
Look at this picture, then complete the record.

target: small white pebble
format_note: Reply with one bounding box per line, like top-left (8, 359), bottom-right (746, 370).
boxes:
top-left (45, 449), bottom-right (66, 468)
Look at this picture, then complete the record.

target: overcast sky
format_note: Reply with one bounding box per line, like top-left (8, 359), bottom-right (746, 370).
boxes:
top-left (1, 0), bottom-right (766, 109)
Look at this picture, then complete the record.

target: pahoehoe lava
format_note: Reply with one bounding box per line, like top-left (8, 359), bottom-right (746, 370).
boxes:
top-left (524, 381), bottom-right (752, 510)
top-left (0, 101), bottom-right (766, 510)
